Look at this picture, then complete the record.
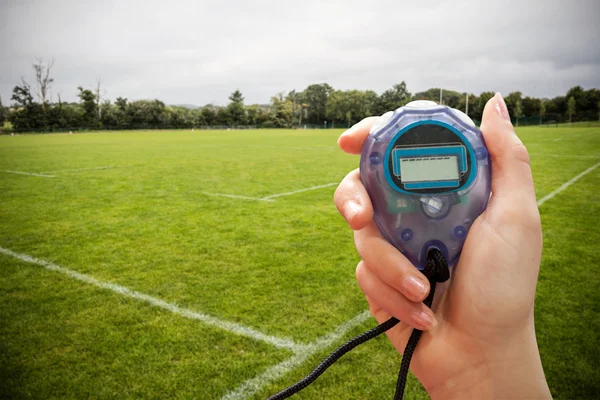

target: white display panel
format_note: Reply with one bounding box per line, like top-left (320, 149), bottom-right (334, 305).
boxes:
top-left (400, 156), bottom-right (459, 183)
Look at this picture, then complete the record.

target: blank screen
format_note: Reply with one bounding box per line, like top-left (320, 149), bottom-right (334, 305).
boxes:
top-left (400, 156), bottom-right (459, 183)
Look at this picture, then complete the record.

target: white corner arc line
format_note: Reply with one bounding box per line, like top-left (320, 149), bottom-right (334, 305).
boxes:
top-left (0, 246), bottom-right (303, 352)
top-left (201, 192), bottom-right (274, 202)
top-left (223, 163), bottom-right (600, 399)
top-left (2, 170), bottom-right (55, 178)
top-left (43, 166), bottom-right (115, 173)
top-left (221, 311), bottom-right (371, 400)
top-left (537, 162), bottom-right (600, 207)
top-left (262, 183), bottom-right (338, 200)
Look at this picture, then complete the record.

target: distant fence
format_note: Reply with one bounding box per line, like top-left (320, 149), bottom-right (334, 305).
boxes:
top-left (2, 118), bottom-right (599, 134)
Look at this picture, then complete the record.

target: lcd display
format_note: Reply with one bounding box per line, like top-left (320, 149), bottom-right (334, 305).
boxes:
top-left (400, 156), bottom-right (459, 183)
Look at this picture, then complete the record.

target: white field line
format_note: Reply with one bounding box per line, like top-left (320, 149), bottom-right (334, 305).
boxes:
top-left (0, 246), bottom-right (304, 352)
top-left (223, 162), bottom-right (600, 399)
top-left (2, 170), bottom-right (55, 178)
top-left (221, 311), bottom-right (371, 400)
top-left (261, 183), bottom-right (338, 200)
top-left (42, 166), bottom-right (114, 173)
top-left (202, 192), bottom-right (274, 202)
top-left (203, 182), bottom-right (338, 202)
top-left (536, 162), bottom-right (600, 207)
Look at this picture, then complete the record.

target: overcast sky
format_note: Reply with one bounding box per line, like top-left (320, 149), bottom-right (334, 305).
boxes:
top-left (1, 0), bottom-right (599, 106)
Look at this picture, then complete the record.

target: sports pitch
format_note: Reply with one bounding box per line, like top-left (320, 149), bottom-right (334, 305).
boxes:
top-left (1, 127), bottom-right (599, 399)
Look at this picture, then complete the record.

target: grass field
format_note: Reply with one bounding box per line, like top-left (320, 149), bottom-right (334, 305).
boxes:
top-left (0, 127), bottom-right (599, 400)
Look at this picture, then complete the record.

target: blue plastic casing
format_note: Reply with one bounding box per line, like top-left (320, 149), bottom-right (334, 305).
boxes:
top-left (359, 101), bottom-right (491, 270)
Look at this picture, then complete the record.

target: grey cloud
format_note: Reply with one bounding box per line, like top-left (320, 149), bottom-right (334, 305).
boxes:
top-left (1, 0), bottom-right (599, 106)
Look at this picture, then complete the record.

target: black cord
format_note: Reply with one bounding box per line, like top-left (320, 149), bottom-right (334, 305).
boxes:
top-left (267, 250), bottom-right (449, 400)
top-left (266, 317), bottom-right (400, 400)
top-left (393, 249), bottom-right (448, 400)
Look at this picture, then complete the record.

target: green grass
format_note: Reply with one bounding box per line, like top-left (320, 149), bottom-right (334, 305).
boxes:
top-left (0, 127), bottom-right (599, 399)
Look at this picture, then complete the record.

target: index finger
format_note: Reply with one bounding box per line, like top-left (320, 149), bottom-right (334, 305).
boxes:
top-left (337, 116), bottom-right (378, 154)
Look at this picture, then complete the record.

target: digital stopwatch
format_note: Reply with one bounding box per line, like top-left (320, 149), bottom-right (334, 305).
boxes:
top-left (360, 100), bottom-right (491, 270)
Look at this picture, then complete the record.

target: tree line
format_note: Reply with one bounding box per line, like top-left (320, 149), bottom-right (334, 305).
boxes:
top-left (1, 59), bottom-right (599, 133)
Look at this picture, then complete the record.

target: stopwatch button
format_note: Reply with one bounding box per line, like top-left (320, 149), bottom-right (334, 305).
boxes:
top-left (420, 196), bottom-right (450, 219)
top-left (405, 100), bottom-right (438, 108)
top-left (400, 228), bottom-right (414, 242)
top-left (453, 225), bottom-right (467, 239)
top-left (452, 108), bottom-right (476, 127)
top-left (369, 111), bottom-right (394, 134)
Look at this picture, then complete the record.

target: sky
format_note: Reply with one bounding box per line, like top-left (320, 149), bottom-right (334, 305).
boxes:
top-left (1, 0), bottom-right (599, 106)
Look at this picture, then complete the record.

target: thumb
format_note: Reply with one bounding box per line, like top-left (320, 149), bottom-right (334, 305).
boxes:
top-left (480, 93), bottom-right (538, 225)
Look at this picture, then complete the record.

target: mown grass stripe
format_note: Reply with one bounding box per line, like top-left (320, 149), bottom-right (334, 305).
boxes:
top-left (221, 311), bottom-right (371, 400)
top-left (0, 246), bottom-right (304, 352)
top-left (537, 162), bottom-right (600, 207)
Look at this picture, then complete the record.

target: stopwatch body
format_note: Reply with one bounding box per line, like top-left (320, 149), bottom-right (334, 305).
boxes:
top-left (360, 101), bottom-right (491, 270)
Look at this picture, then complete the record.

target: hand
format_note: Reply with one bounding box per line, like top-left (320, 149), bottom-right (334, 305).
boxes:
top-left (334, 94), bottom-right (552, 399)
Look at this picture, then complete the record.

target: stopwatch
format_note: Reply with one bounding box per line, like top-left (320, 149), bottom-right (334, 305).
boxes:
top-left (360, 100), bottom-right (491, 270)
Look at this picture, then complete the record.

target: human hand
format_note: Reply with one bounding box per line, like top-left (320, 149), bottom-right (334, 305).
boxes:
top-left (334, 94), bottom-right (551, 399)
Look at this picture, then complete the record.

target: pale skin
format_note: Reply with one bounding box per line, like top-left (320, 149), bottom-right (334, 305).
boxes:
top-left (334, 94), bottom-right (552, 399)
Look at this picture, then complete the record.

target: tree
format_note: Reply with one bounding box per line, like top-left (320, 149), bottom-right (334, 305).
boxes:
top-left (33, 58), bottom-right (54, 113)
top-left (326, 90), bottom-right (378, 127)
top-left (77, 86), bottom-right (98, 127)
top-left (374, 82), bottom-right (411, 115)
top-left (268, 93), bottom-right (293, 127)
top-left (567, 96), bottom-right (576, 123)
top-left (9, 80), bottom-right (46, 131)
top-left (0, 94), bottom-right (5, 126)
top-left (597, 100), bottom-right (600, 122)
top-left (300, 83), bottom-right (333, 125)
top-left (474, 92), bottom-right (495, 121)
top-left (522, 97), bottom-right (540, 118)
top-left (201, 105), bottom-right (217, 126)
top-left (227, 89), bottom-right (247, 125)
top-left (504, 92), bottom-right (523, 120)
top-left (215, 107), bottom-right (231, 126)
top-left (128, 99), bottom-right (166, 128)
top-left (539, 100), bottom-right (546, 124)
top-left (11, 79), bottom-right (34, 107)
top-left (514, 99), bottom-right (523, 126)
top-left (246, 104), bottom-right (268, 126)
top-left (114, 97), bottom-right (130, 128)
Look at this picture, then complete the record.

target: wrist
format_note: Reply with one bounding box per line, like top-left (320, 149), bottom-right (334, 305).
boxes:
top-left (426, 322), bottom-right (551, 400)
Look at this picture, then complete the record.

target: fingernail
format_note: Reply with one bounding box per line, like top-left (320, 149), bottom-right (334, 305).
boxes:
top-left (343, 201), bottom-right (361, 221)
top-left (402, 275), bottom-right (428, 301)
top-left (494, 93), bottom-right (510, 121)
top-left (413, 308), bottom-right (437, 330)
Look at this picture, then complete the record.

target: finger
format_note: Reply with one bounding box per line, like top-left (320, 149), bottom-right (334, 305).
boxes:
top-left (480, 93), bottom-right (537, 207)
top-left (356, 261), bottom-right (437, 330)
top-left (337, 117), bottom-right (378, 155)
top-left (364, 295), bottom-right (414, 356)
top-left (334, 169), bottom-right (373, 230)
top-left (364, 295), bottom-right (391, 324)
top-left (355, 221), bottom-right (430, 302)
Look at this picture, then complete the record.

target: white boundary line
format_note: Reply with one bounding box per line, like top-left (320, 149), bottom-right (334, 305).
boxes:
top-left (42, 166), bottom-right (114, 173)
top-left (536, 162), bottom-right (600, 207)
top-left (3, 162), bottom-right (598, 399)
top-left (221, 311), bottom-right (371, 400)
top-left (2, 170), bottom-right (55, 178)
top-left (262, 183), bottom-right (338, 200)
top-left (203, 183), bottom-right (339, 203)
top-left (223, 161), bottom-right (600, 399)
top-left (0, 246), bottom-right (304, 352)
top-left (201, 192), bottom-right (274, 202)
